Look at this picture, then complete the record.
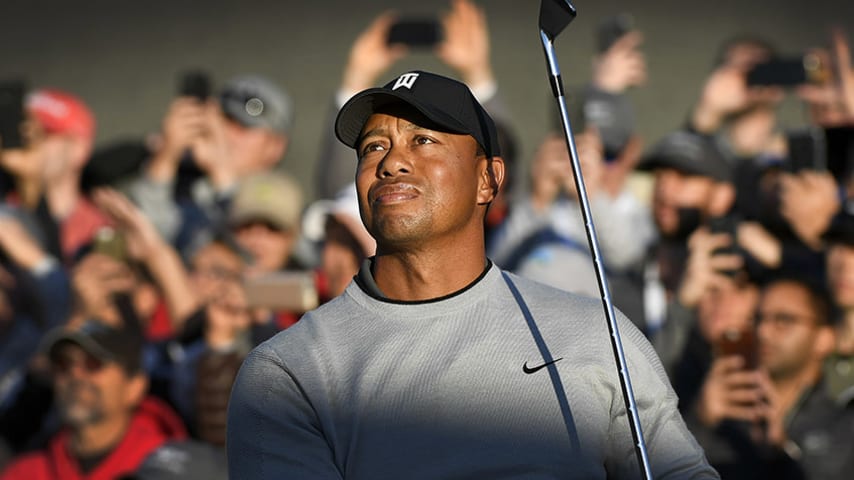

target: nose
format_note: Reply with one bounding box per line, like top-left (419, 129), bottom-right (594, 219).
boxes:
top-left (377, 145), bottom-right (411, 178)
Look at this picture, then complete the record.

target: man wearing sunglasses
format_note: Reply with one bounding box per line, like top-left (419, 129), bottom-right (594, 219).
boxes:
top-left (0, 320), bottom-right (186, 480)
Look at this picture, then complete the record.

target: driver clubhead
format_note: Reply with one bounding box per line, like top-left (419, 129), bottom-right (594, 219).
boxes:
top-left (539, 0), bottom-right (577, 41)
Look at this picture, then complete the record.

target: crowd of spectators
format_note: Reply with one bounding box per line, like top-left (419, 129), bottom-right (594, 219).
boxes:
top-left (0, 0), bottom-right (852, 478)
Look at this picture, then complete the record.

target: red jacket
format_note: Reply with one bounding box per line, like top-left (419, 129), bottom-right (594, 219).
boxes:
top-left (0, 396), bottom-right (187, 480)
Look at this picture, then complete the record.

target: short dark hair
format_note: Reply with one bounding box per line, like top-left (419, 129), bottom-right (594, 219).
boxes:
top-left (761, 276), bottom-right (833, 327)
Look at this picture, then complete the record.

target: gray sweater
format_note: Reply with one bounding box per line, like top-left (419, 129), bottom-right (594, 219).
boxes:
top-left (227, 263), bottom-right (718, 479)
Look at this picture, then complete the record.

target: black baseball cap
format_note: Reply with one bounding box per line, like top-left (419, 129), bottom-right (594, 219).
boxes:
top-left (335, 70), bottom-right (501, 159)
top-left (41, 320), bottom-right (144, 374)
top-left (638, 130), bottom-right (733, 183)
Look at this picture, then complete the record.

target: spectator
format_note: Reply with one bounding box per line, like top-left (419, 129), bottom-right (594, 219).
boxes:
top-left (228, 171), bottom-right (305, 276)
top-left (0, 320), bottom-right (187, 480)
top-left (124, 74), bottom-right (293, 256)
top-left (821, 212), bottom-right (854, 405)
top-left (687, 277), bottom-right (854, 479)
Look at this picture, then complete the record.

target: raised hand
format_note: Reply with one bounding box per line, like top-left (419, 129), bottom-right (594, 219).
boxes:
top-left (437, 0), bottom-right (494, 90)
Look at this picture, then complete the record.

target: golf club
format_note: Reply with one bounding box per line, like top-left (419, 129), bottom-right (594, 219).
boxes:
top-left (537, 1), bottom-right (653, 478)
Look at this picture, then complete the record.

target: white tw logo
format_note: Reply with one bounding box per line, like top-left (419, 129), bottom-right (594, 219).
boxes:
top-left (392, 73), bottom-right (419, 90)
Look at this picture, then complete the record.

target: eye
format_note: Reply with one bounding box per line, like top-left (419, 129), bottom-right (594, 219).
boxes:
top-left (414, 135), bottom-right (436, 146)
top-left (359, 141), bottom-right (386, 157)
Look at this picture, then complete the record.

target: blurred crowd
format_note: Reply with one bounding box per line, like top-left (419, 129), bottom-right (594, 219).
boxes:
top-left (1, 0), bottom-right (853, 478)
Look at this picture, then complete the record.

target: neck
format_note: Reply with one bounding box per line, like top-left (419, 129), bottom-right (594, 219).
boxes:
top-left (69, 415), bottom-right (130, 457)
top-left (372, 241), bottom-right (488, 302)
top-left (839, 310), bottom-right (854, 354)
top-left (46, 174), bottom-right (81, 220)
top-left (770, 362), bottom-right (821, 414)
top-left (15, 177), bottom-right (43, 210)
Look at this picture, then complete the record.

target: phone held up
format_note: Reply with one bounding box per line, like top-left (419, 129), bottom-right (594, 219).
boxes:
top-left (243, 271), bottom-right (319, 313)
top-left (596, 13), bottom-right (634, 53)
top-left (0, 80), bottom-right (26, 150)
top-left (714, 327), bottom-right (758, 370)
top-left (178, 70), bottom-right (212, 102)
top-left (386, 18), bottom-right (443, 48)
top-left (746, 52), bottom-right (829, 88)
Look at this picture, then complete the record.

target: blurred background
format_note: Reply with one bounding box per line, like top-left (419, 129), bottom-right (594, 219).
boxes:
top-left (2, 0), bottom-right (852, 200)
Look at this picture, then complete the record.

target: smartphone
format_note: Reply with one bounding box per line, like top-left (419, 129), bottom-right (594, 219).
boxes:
top-left (93, 227), bottom-right (128, 262)
top-left (785, 127), bottom-right (827, 173)
top-left (714, 327), bottom-right (758, 370)
top-left (825, 126), bottom-right (854, 183)
top-left (243, 271), bottom-right (319, 312)
top-left (596, 13), bottom-right (634, 53)
top-left (178, 70), bottom-right (211, 101)
top-left (387, 18), bottom-right (442, 47)
top-left (746, 53), bottom-right (828, 87)
top-left (0, 80), bottom-right (26, 149)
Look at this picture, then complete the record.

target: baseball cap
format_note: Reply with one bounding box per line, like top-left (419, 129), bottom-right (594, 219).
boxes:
top-left (26, 89), bottom-right (95, 143)
top-left (638, 130), bottom-right (732, 182)
top-left (121, 440), bottom-right (228, 480)
top-left (220, 75), bottom-right (293, 135)
top-left (41, 320), bottom-right (144, 374)
top-left (229, 172), bottom-right (304, 233)
top-left (335, 70), bottom-right (501, 158)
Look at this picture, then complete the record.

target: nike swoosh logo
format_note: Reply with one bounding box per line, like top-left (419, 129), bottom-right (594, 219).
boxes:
top-left (522, 357), bottom-right (564, 374)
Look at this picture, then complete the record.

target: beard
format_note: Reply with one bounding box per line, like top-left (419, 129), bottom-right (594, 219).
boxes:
top-left (55, 380), bottom-right (105, 428)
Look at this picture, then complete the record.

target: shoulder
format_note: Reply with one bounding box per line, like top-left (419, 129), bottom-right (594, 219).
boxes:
top-left (0, 451), bottom-right (49, 479)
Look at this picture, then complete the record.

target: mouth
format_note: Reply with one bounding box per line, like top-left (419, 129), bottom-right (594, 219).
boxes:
top-left (370, 182), bottom-right (418, 205)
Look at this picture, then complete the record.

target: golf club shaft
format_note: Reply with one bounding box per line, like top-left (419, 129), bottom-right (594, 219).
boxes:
top-left (540, 31), bottom-right (654, 480)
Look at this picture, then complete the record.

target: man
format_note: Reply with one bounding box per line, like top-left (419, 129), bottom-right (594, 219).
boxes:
top-left (125, 74), bottom-right (293, 256)
top-left (688, 277), bottom-right (854, 479)
top-left (0, 320), bottom-right (186, 479)
top-left (1, 88), bottom-right (108, 263)
top-left (227, 70), bottom-right (717, 478)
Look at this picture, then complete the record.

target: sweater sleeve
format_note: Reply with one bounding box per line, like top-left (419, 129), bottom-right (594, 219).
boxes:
top-left (605, 312), bottom-right (720, 479)
top-left (227, 342), bottom-right (344, 480)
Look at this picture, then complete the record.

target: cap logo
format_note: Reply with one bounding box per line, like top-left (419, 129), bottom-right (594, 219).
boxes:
top-left (392, 73), bottom-right (420, 91)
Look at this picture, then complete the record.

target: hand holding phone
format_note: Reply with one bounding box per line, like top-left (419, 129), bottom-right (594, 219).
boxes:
top-left (746, 53), bottom-right (829, 88)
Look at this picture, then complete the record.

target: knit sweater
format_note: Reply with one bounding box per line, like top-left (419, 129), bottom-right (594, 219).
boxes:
top-left (227, 263), bottom-right (718, 479)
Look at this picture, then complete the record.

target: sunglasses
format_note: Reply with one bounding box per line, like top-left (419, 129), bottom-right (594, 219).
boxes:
top-left (51, 350), bottom-right (105, 376)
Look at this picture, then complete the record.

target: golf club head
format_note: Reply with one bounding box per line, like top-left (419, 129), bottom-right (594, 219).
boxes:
top-left (539, 0), bottom-right (577, 41)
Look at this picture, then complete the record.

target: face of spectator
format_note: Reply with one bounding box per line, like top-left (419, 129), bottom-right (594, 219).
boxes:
top-left (756, 281), bottom-right (831, 380)
top-left (190, 242), bottom-right (245, 303)
top-left (50, 343), bottom-right (144, 429)
top-left (652, 168), bottom-right (716, 236)
top-left (223, 120), bottom-right (286, 177)
top-left (698, 278), bottom-right (759, 344)
top-left (232, 221), bottom-right (295, 275)
top-left (321, 216), bottom-right (364, 298)
top-left (827, 244), bottom-right (854, 309)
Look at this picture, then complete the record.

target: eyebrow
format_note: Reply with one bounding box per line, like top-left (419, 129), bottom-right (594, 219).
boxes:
top-left (359, 122), bottom-right (432, 146)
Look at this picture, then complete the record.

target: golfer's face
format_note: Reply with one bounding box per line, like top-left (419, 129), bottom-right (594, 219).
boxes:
top-left (355, 107), bottom-right (485, 249)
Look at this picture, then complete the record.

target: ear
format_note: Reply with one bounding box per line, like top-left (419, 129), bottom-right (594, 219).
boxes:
top-left (708, 182), bottom-right (736, 217)
top-left (813, 325), bottom-right (836, 359)
top-left (262, 133), bottom-right (288, 168)
top-left (478, 156), bottom-right (505, 206)
top-left (124, 372), bottom-right (149, 409)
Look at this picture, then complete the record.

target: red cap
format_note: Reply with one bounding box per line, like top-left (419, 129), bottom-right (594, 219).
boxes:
top-left (27, 89), bottom-right (95, 142)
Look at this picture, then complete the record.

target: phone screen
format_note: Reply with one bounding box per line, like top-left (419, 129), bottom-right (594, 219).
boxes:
top-left (387, 19), bottom-right (442, 47)
top-left (0, 81), bottom-right (26, 149)
top-left (178, 70), bottom-right (211, 101)
top-left (715, 328), bottom-right (758, 370)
